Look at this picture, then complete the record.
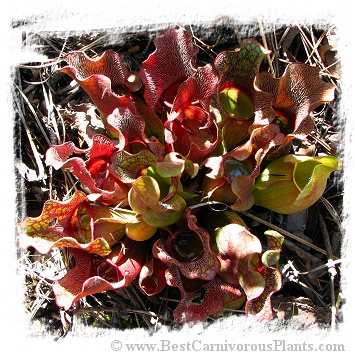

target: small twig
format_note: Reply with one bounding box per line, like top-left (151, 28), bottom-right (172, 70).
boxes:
top-left (159, 297), bottom-right (199, 306)
top-left (189, 200), bottom-right (228, 211)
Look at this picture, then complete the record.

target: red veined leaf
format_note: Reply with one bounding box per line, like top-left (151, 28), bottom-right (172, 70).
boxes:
top-left (109, 149), bottom-right (156, 183)
top-left (216, 228), bottom-right (284, 321)
top-left (53, 238), bottom-right (148, 310)
top-left (214, 38), bottom-right (274, 122)
top-left (63, 50), bottom-right (141, 91)
top-left (140, 27), bottom-right (198, 111)
top-left (106, 106), bottom-right (165, 159)
top-left (227, 123), bottom-right (285, 178)
top-left (18, 191), bottom-right (112, 256)
top-left (165, 114), bottom-right (219, 164)
top-left (230, 174), bottom-right (255, 211)
top-left (45, 135), bottom-right (130, 205)
top-left (205, 124), bottom-right (284, 179)
top-left (204, 124), bottom-right (284, 210)
top-left (171, 64), bottom-right (219, 115)
top-left (59, 69), bottom-right (136, 122)
top-left (216, 223), bottom-right (265, 301)
top-left (59, 50), bottom-right (139, 121)
top-left (246, 266), bottom-right (282, 321)
top-left (256, 63), bottom-right (336, 151)
top-left (165, 265), bottom-right (244, 323)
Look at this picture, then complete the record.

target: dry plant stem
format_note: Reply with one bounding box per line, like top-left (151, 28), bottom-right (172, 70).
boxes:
top-left (78, 34), bottom-right (110, 53)
top-left (37, 34), bottom-right (62, 54)
top-left (55, 107), bottom-right (67, 143)
top-left (309, 133), bottom-right (333, 154)
top-left (318, 212), bottom-right (337, 330)
top-left (71, 306), bottom-right (159, 319)
top-left (189, 24), bottom-right (218, 57)
top-left (62, 172), bottom-right (82, 200)
top-left (222, 308), bottom-right (246, 314)
top-left (18, 61), bottom-right (61, 70)
top-left (258, 19), bottom-right (275, 76)
top-left (23, 83), bottom-right (38, 95)
top-left (126, 285), bottom-right (155, 330)
top-left (270, 25), bottom-right (280, 77)
top-left (82, 296), bottom-right (117, 328)
top-left (41, 80), bottom-right (62, 144)
top-left (304, 27), bottom-right (328, 65)
top-left (296, 25), bottom-right (318, 66)
top-left (240, 211), bottom-right (340, 260)
top-left (297, 25), bottom-right (337, 86)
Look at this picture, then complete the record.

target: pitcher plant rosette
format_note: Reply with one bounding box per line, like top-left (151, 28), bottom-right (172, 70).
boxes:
top-left (18, 27), bottom-right (340, 325)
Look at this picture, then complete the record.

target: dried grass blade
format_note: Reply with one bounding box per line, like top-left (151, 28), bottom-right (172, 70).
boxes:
top-left (320, 196), bottom-right (342, 228)
top-left (13, 89), bottom-right (47, 182)
top-left (305, 27), bottom-right (328, 65)
top-left (258, 19), bottom-right (275, 76)
top-left (14, 83), bottom-right (51, 146)
top-left (41, 79), bottom-right (63, 145)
